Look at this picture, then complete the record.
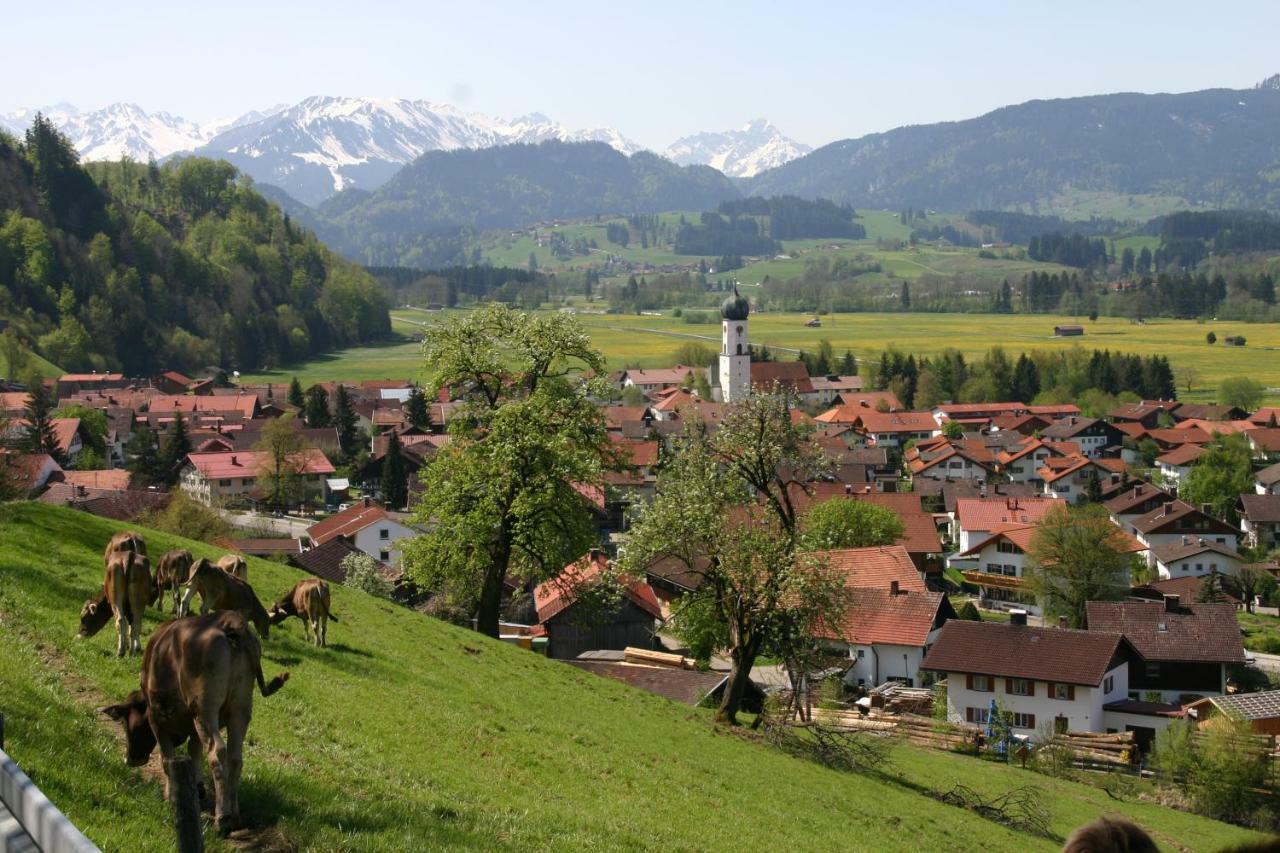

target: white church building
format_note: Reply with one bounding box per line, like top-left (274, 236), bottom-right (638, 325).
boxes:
top-left (716, 288), bottom-right (752, 403)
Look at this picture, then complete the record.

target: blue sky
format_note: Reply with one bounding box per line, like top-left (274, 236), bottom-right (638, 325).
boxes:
top-left (6, 0), bottom-right (1278, 148)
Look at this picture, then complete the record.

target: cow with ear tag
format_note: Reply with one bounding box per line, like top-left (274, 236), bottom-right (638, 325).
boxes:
top-left (100, 611), bottom-right (289, 834)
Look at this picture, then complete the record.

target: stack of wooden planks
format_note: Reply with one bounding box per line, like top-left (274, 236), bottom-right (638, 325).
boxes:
top-left (869, 682), bottom-right (935, 716)
top-left (1048, 730), bottom-right (1136, 766)
top-left (622, 646), bottom-right (698, 670)
top-left (810, 709), bottom-right (983, 749)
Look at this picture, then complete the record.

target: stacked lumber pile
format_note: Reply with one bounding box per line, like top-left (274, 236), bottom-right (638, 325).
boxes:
top-left (623, 646), bottom-right (697, 670)
top-left (869, 682), bottom-right (935, 715)
top-left (810, 709), bottom-right (983, 749)
top-left (1049, 730), bottom-right (1136, 766)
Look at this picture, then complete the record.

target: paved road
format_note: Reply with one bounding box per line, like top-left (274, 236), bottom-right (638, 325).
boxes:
top-left (220, 510), bottom-right (315, 539)
top-left (1249, 651), bottom-right (1280, 673)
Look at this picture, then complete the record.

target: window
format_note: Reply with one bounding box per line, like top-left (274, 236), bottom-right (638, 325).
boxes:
top-left (1145, 662), bottom-right (1161, 679)
top-left (1011, 712), bottom-right (1036, 729)
top-left (856, 649), bottom-right (865, 659)
top-left (997, 541), bottom-right (1022, 554)
top-left (1009, 678), bottom-right (1031, 696)
top-left (969, 675), bottom-right (992, 692)
top-left (1052, 683), bottom-right (1074, 700)
top-left (241, 478), bottom-right (253, 487)
top-left (965, 707), bottom-right (991, 724)
top-left (379, 528), bottom-right (390, 540)
top-left (379, 550), bottom-right (391, 562)
top-left (1104, 675), bottom-right (1114, 694)
top-left (219, 479), bottom-right (231, 487)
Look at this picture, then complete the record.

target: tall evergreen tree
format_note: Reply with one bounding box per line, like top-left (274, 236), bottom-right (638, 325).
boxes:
top-left (1011, 353), bottom-right (1041, 402)
top-left (304, 386), bottom-right (331, 428)
top-left (900, 281), bottom-right (911, 309)
top-left (333, 384), bottom-right (359, 459)
top-left (17, 381), bottom-right (64, 464)
top-left (287, 376), bottom-right (305, 409)
top-left (1084, 467), bottom-right (1103, 504)
top-left (381, 430), bottom-right (408, 510)
top-left (405, 385), bottom-right (430, 430)
top-left (839, 350), bottom-right (857, 375)
top-left (159, 412), bottom-right (191, 485)
top-left (124, 422), bottom-right (162, 487)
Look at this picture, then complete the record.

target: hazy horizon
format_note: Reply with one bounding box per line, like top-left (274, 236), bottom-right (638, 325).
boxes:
top-left (4, 0), bottom-right (1279, 150)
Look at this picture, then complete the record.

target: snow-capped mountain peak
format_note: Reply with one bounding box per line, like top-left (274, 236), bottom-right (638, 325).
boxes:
top-left (665, 119), bottom-right (812, 178)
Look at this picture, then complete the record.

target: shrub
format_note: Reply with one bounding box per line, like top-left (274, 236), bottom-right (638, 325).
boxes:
top-left (342, 552), bottom-right (395, 599)
top-left (135, 491), bottom-right (233, 544)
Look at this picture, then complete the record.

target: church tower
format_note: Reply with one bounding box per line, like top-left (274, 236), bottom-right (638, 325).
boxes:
top-left (718, 287), bottom-right (751, 403)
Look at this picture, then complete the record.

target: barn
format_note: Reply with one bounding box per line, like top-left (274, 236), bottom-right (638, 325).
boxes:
top-left (1054, 325), bottom-right (1084, 337)
top-left (534, 551), bottom-right (663, 660)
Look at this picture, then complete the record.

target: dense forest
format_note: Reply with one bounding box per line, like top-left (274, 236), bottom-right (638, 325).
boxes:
top-left (0, 118), bottom-right (389, 375)
top-left (673, 212), bottom-right (779, 257)
top-left (870, 343), bottom-right (1175, 411)
top-left (317, 141), bottom-right (739, 267)
top-left (367, 264), bottom-right (550, 308)
top-left (1027, 233), bottom-right (1109, 268)
top-left (716, 196), bottom-right (865, 240)
top-left (967, 210), bottom-right (1127, 244)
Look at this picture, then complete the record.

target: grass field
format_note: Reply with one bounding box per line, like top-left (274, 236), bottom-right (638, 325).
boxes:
top-left (0, 503), bottom-right (1262, 851)
top-left (243, 309), bottom-right (1280, 405)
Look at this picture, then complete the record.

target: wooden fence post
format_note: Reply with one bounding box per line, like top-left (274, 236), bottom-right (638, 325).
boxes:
top-left (163, 756), bottom-right (204, 853)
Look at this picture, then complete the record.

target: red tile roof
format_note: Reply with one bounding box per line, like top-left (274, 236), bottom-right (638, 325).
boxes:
top-left (853, 410), bottom-right (938, 435)
top-left (922, 620), bottom-right (1130, 686)
top-left (308, 500), bottom-right (391, 545)
top-left (621, 365), bottom-right (699, 386)
top-left (534, 552), bottom-right (663, 624)
top-left (1085, 600), bottom-right (1244, 664)
top-left (59, 373), bottom-right (124, 382)
top-left (54, 468), bottom-right (133, 490)
top-left (807, 545), bottom-right (924, 592)
top-left (147, 394), bottom-right (259, 418)
top-left (185, 448), bottom-right (334, 480)
top-left (813, 393), bottom-right (905, 422)
top-left (955, 497), bottom-right (1064, 530)
top-left (750, 361), bottom-right (814, 394)
top-left (823, 587), bottom-right (952, 647)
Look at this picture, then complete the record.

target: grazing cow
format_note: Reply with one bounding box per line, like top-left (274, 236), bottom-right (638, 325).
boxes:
top-left (104, 530), bottom-right (147, 561)
top-left (152, 549), bottom-right (195, 615)
top-left (268, 579), bottom-right (338, 646)
top-left (217, 554), bottom-right (248, 582)
top-left (180, 559), bottom-right (272, 638)
top-left (80, 551), bottom-right (152, 656)
top-left (99, 611), bottom-right (289, 834)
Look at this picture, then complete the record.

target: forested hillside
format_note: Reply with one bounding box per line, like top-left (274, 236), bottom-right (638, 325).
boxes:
top-left (0, 118), bottom-right (389, 375)
top-left (747, 87), bottom-right (1280, 212)
top-left (316, 140), bottom-right (740, 267)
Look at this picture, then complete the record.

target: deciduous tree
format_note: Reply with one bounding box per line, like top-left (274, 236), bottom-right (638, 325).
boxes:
top-left (1181, 434), bottom-right (1254, 523)
top-left (799, 499), bottom-right (905, 551)
top-left (1025, 504), bottom-right (1132, 628)
top-left (405, 304), bottom-right (613, 638)
top-left (254, 414), bottom-right (309, 510)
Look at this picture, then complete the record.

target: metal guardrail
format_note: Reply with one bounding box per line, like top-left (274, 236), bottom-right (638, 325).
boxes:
top-left (0, 714), bottom-right (100, 853)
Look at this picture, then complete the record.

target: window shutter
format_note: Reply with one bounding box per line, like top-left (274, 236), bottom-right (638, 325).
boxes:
top-left (1027, 681), bottom-right (1035, 697)
top-left (1027, 714), bottom-right (1035, 729)
top-left (966, 707), bottom-right (974, 723)
top-left (1005, 678), bottom-right (1013, 694)
top-left (1067, 684), bottom-right (1075, 701)
top-left (966, 674), bottom-right (973, 690)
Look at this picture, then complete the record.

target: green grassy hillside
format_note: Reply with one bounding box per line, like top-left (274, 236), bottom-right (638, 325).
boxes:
top-left (0, 503), bottom-right (1262, 851)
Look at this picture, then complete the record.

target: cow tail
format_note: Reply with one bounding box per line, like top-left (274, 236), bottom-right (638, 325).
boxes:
top-left (256, 661), bottom-right (290, 697)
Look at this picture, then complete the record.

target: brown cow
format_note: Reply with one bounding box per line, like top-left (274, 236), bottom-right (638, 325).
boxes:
top-left (217, 554), bottom-right (248, 582)
top-left (99, 611), bottom-right (289, 834)
top-left (104, 530), bottom-right (147, 562)
top-left (152, 549), bottom-right (195, 615)
top-left (268, 579), bottom-right (338, 646)
top-left (80, 551), bottom-right (152, 656)
top-left (180, 559), bottom-right (272, 638)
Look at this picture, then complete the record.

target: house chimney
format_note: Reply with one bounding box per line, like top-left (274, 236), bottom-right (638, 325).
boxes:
top-left (1181, 535), bottom-right (1190, 546)
top-left (845, 484), bottom-right (853, 495)
top-left (230, 455), bottom-right (237, 465)
top-left (1200, 503), bottom-right (1212, 516)
top-left (1010, 609), bottom-right (1028, 626)
top-left (1058, 615), bottom-right (1068, 629)
top-left (890, 580), bottom-right (900, 596)
top-left (589, 547), bottom-right (603, 561)
top-left (362, 496), bottom-right (372, 508)
top-left (1133, 484), bottom-right (1141, 499)
top-left (1164, 594), bottom-right (1180, 613)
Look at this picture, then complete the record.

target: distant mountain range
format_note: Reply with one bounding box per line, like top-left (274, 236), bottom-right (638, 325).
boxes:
top-left (2, 98), bottom-right (812, 205)
top-left (665, 119), bottom-right (811, 178)
top-left (747, 86), bottom-right (1280, 212)
top-left (313, 140), bottom-right (740, 266)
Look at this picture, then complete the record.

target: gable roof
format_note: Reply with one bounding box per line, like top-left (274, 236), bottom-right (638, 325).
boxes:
top-left (1258, 462), bottom-right (1280, 488)
top-left (308, 499), bottom-right (393, 545)
top-left (289, 536), bottom-right (372, 583)
top-left (854, 410), bottom-right (938, 435)
top-left (534, 552), bottom-right (662, 624)
top-left (823, 587), bottom-right (953, 647)
top-left (52, 468), bottom-right (133, 490)
top-left (1132, 500), bottom-right (1240, 536)
top-left (960, 524), bottom-right (1037, 556)
top-left (807, 545), bottom-right (924, 592)
top-left (567, 658), bottom-right (744, 706)
top-left (1196, 690), bottom-right (1280, 721)
top-left (1104, 482), bottom-right (1172, 515)
top-left (1239, 494), bottom-right (1280, 524)
top-left (1248, 428), bottom-right (1280, 454)
top-left (1150, 538), bottom-right (1241, 564)
top-left (921, 620), bottom-right (1129, 686)
top-left (1086, 600), bottom-right (1244, 664)
top-left (184, 448), bottom-right (335, 480)
top-left (1132, 576), bottom-right (1239, 606)
top-left (813, 393), bottom-right (905, 422)
top-left (1156, 443), bottom-right (1207, 467)
top-left (750, 361), bottom-right (814, 394)
top-left (955, 497), bottom-right (1063, 530)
